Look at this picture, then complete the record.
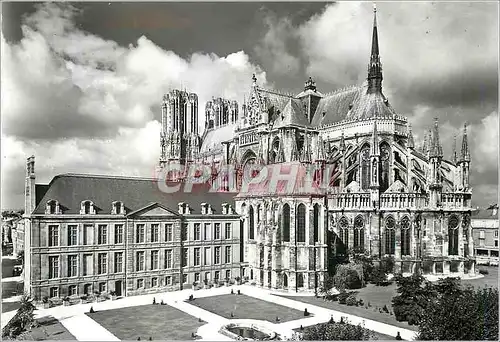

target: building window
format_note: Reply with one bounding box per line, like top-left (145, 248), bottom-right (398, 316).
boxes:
top-left (338, 216), bottom-right (349, 249)
top-left (495, 230), bottom-right (499, 238)
top-left (47, 200), bottom-right (58, 214)
top-left (204, 247), bottom-right (210, 266)
top-left (225, 270), bottom-right (231, 280)
top-left (204, 223), bottom-right (211, 240)
top-left (151, 224), bottom-right (159, 242)
top-left (182, 274), bottom-right (188, 284)
top-left (83, 224), bottom-right (92, 245)
top-left (136, 251), bottom-right (145, 271)
top-left (360, 144), bottom-right (371, 190)
top-left (49, 256), bottom-right (59, 279)
top-left (194, 273), bottom-right (200, 283)
top-left (297, 273), bottom-right (304, 288)
top-left (151, 250), bottom-right (159, 270)
top-left (214, 271), bottom-right (220, 282)
top-left (400, 216), bottom-right (411, 256)
top-left (137, 279), bottom-right (144, 289)
top-left (313, 204), bottom-right (320, 243)
top-left (165, 249), bottom-right (172, 269)
top-left (448, 215), bottom-right (459, 256)
top-left (99, 282), bottom-right (106, 293)
top-left (296, 204), bottom-right (306, 242)
top-left (385, 216), bottom-right (396, 255)
top-left (98, 225), bottom-right (107, 245)
top-left (182, 248), bottom-right (188, 267)
top-left (165, 224), bottom-right (173, 242)
top-left (214, 223), bottom-right (221, 239)
top-left (114, 252), bottom-right (123, 273)
top-left (282, 204), bottom-right (290, 242)
top-left (353, 215), bottom-right (365, 252)
top-left (83, 254), bottom-right (92, 276)
top-left (194, 248), bottom-right (201, 266)
top-left (84, 284), bottom-right (92, 295)
top-left (204, 272), bottom-right (210, 282)
top-left (249, 206), bottom-right (255, 240)
top-left (136, 224), bottom-right (145, 243)
top-left (225, 223), bottom-right (231, 239)
top-left (82, 200), bottom-right (93, 214)
top-left (112, 201), bottom-right (123, 215)
top-left (68, 225), bottom-right (78, 246)
top-left (48, 225), bottom-right (59, 247)
top-left (181, 223), bottom-right (188, 241)
top-left (194, 223), bottom-right (201, 240)
top-left (495, 240), bottom-right (498, 247)
top-left (225, 246), bottom-right (231, 264)
top-left (151, 277), bottom-right (158, 287)
top-left (165, 276), bottom-right (172, 286)
top-left (68, 255), bottom-right (78, 277)
top-left (49, 287), bottom-right (59, 298)
top-left (114, 224), bottom-right (123, 244)
top-left (214, 246), bottom-right (221, 264)
top-left (68, 285), bottom-right (78, 296)
top-left (98, 253), bottom-right (107, 274)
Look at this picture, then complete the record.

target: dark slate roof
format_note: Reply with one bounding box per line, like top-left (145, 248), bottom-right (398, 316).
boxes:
top-left (272, 98), bottom-right (310, 129)
top-left (311, 83), bottom-right (396, 127)
top-left (33, 174), bottom-right (236, 215)
top-left (257, 88), bottom-right (294, 114)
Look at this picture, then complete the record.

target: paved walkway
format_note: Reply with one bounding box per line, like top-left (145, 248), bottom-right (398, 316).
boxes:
top-left (11, 284), bottom-right (418, 341)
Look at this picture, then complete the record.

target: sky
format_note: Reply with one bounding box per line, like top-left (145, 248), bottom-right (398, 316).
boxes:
top-left (1, 1), bottom-right (498, 209)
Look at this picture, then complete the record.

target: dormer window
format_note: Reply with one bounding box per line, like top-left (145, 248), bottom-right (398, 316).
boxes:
top-left (80, 200), bottom-right (95, 215)
top-left (178, 202), bottom-right (186, 215)
top-left (45, 200), bottom-right (60, 215)
top-left (201, 203), bottom-right (207, 215)
top-left (222, 203), bottom-right (228, 215)
top-left (112, 201), bottom-right (124, 215)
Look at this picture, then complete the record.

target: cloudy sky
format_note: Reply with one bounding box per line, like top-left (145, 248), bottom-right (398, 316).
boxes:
top-left (1, 1), bottom-right (498, 209)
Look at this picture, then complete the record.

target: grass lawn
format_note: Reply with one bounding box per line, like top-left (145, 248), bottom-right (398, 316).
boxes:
top-left (3, 316), bottom-right (76, 341)
top-left (188, 294), bottom-right (308, 323)
top-left (2, 301), bottom-right (21, 313)
top-left (463, 266), bottom-right (498, 289)
top-left (87, 304), bottom-right (205, 340)
top-left (282, 295), bottom-right (417, 332)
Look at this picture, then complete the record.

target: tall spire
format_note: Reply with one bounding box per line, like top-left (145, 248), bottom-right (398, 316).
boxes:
top-left (460, 122), bottom-right (470, 162)
top-left (367, 3), bottom-right (383, 94)
top-left (452, 134), bottom-right (457, 164)
top-left (429, 118), bottom-right (443, 158)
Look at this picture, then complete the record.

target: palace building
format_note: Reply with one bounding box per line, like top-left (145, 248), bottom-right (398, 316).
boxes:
top-left (24, 6), bottom-right (475, 298)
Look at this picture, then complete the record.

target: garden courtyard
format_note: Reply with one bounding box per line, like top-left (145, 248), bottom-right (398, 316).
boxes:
top-left (2, 284), bottom-right (419, 341)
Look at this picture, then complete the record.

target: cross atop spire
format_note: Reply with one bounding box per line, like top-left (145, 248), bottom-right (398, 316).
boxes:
top-left (367, 2), bottom-right (383, 94)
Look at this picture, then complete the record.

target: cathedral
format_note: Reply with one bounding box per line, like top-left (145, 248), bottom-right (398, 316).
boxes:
top-left (159, 6), bottom-right (475, 292)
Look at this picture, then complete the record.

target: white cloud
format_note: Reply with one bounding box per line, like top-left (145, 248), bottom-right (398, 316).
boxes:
top-left (471, 112), bottom-right (499, 173)
top-left (1, 2), bottom-right (268, 209)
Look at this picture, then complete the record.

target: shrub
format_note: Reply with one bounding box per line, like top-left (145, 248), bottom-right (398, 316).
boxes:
top-left (346, 294), bottom-right (357, 306)
top-left (371, 266), bottom-right (387, 286)
top-left (380, 256), bottom-right (395, 274)
top-left (42, 296), bottom-right (49, 304)
top-left (479, 269), bottom-right (489, 275)
top-left (302, 321), bottom-right (372, 340)
top-left (338, 290), bottom-right (349, 305)
top-left (334, 265), bottom-right (362, 290)
top-left (63, 296), bottom-right (70, 302)
top-left (382, 305), bottom-right (389, 313)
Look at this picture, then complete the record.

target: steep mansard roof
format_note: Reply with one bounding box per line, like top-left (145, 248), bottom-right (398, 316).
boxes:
top-left (272, 98), bottom-right (310, 129)
top-left (32, 174), bottom-right (235, 215)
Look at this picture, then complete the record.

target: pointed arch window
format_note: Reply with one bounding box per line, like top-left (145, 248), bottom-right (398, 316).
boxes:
top-left (338, 216), bottom-right (349, 248)
top-left (401, 216), bottom-right (411, 256)
top-left (297, 273), bottom-right (304, 288)
top-left (385, 216), bottom-right (396, 255)
top-left (380, 142), bottom-right (391, 192)
top-left (448, 215), bottom-right (459, 256)
top-left (313, 204), bottom-right (320, 243)
top-left (360, 144), bottom-right (371, 190)
top-left (296, 204), bottom-right (306, 242)
top-left (282, 204), bottom-right (291, 242)
top-left (249, 206), bottom-right (255, 240)
top-left (353, 216), bottom-right (365, 252)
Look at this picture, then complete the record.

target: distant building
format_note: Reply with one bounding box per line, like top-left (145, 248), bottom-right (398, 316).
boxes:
top-left (472, 205), bottom-right (499, 266)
